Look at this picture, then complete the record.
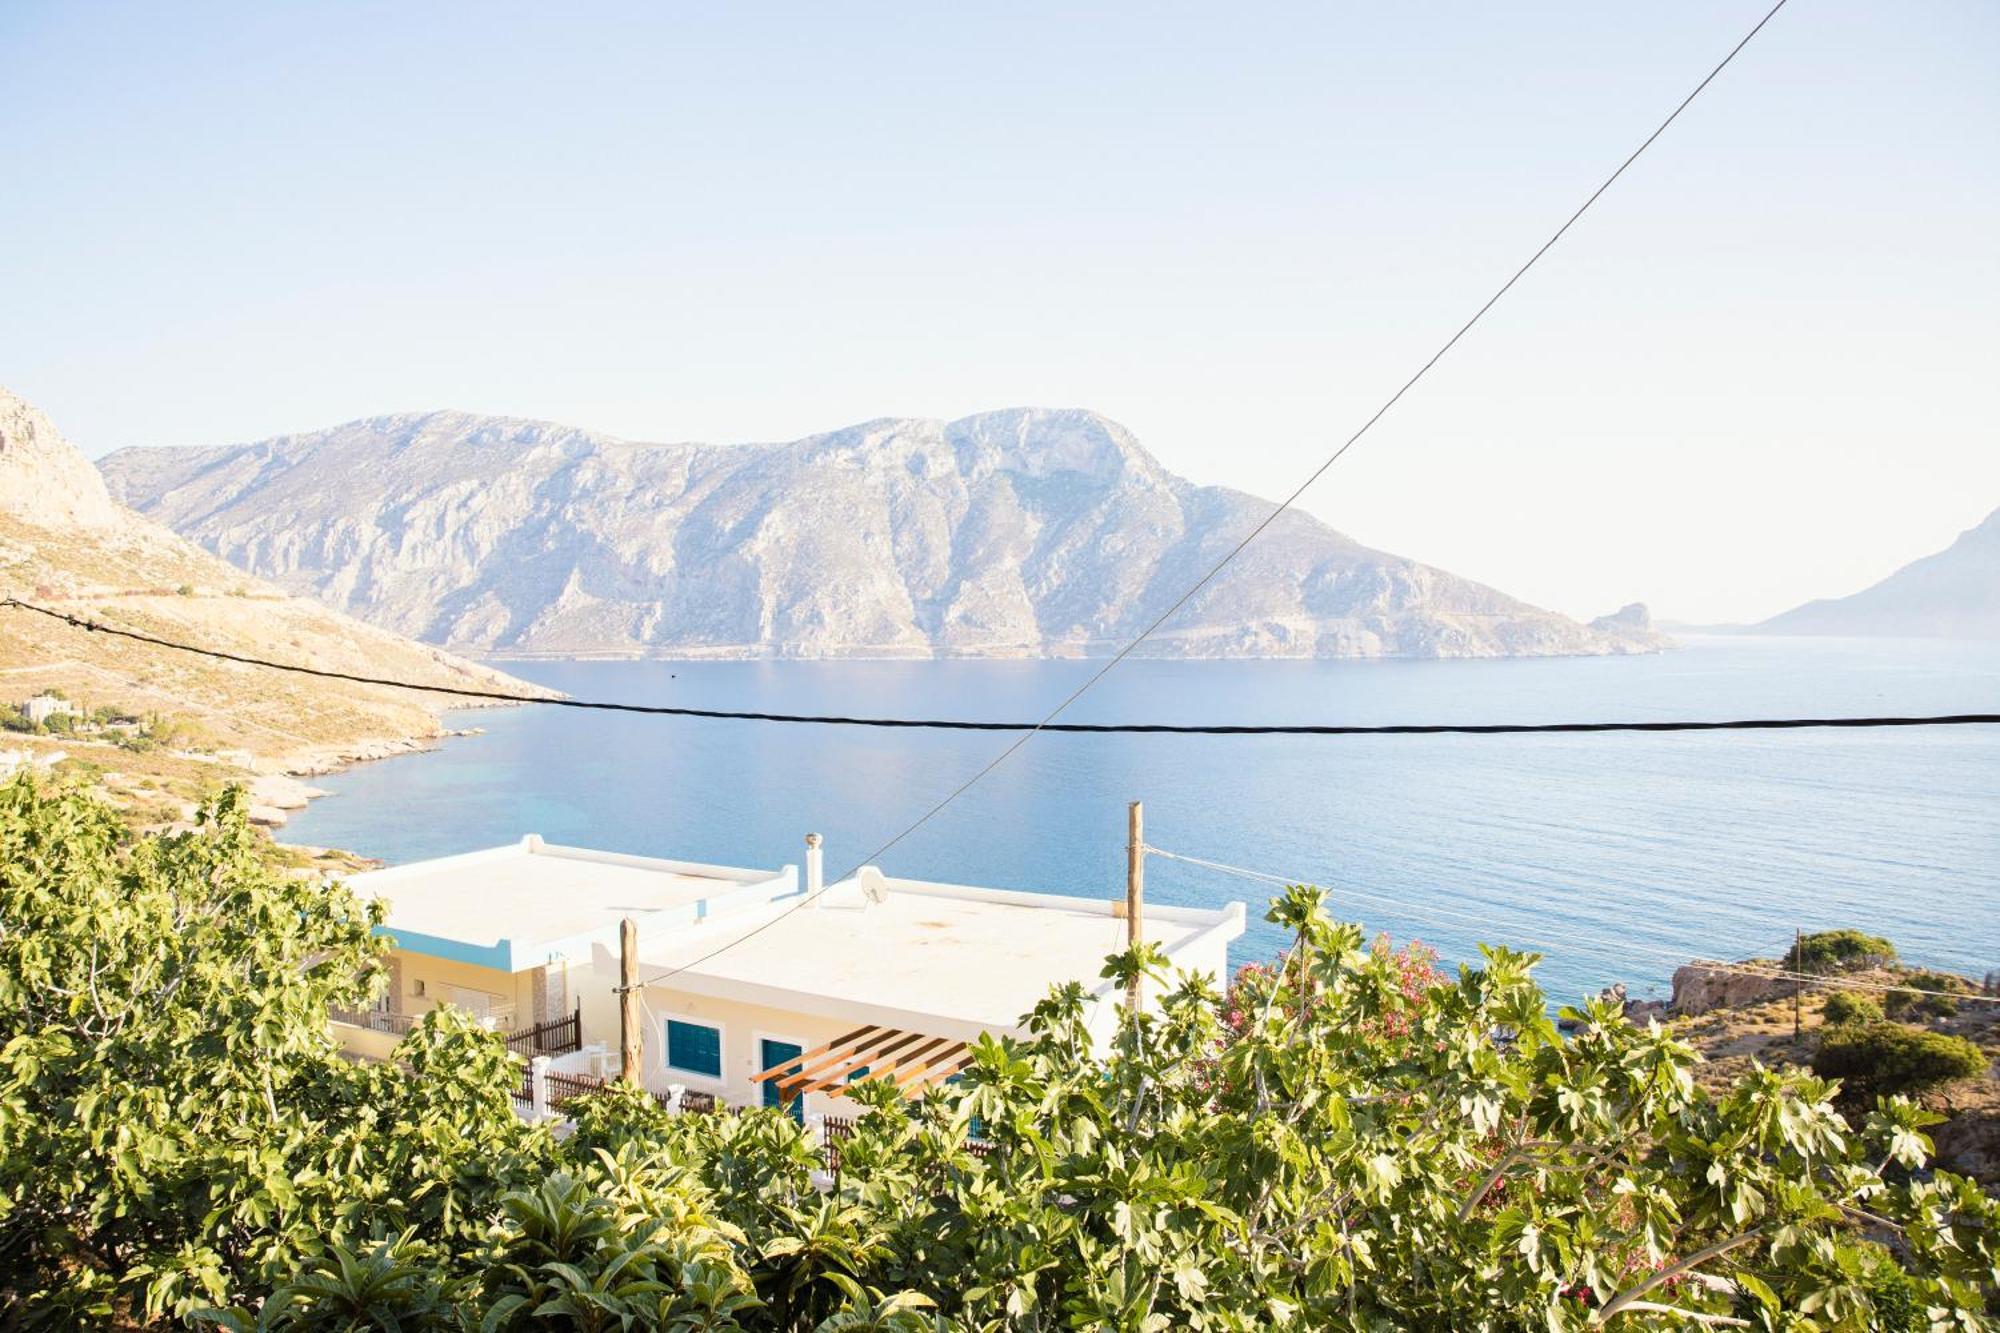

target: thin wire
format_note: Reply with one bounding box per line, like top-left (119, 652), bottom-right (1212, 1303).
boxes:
top-left (23, 0), bottom-right (1808, 992)
top-left (1144, 844), bottom-right (1797, 959)
top-left (616, 0), bottom-right (1817, 989)
top-left (11, 599), bottom-right (1993, 737)
top-left (1145, 844), bottom-right (2000, 1006)
top-left (1147, 845), bottom-right (1694, 973)
top-left (610, 0), bottom-right (1798, 979)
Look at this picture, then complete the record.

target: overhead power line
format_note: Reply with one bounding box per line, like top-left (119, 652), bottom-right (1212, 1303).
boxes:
top-left (625, 0), bottom-right (1803, 987)
top-left (15, 0), bottom-right (1810, 994)
top-left (8, 599), bottom-right (1993, 737)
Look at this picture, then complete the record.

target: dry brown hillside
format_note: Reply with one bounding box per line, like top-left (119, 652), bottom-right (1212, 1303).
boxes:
top-left (0, 386), bottom-right (550, 779)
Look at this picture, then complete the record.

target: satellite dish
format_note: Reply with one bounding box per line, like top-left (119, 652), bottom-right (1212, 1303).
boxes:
top-left (857, 866), bottom-right (890, 906)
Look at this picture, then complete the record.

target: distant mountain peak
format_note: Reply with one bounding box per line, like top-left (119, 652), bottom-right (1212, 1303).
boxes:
top-left (1759, 505), bottom-right (2000, 640)
top-left (0, 385), bottom-right (124, 529)
top-left (99, 407), bottom-right (1667, 662)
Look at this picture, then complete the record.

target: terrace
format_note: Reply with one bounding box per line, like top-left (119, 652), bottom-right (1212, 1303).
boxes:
top-left (328, 835), bottom-right (797, 1062)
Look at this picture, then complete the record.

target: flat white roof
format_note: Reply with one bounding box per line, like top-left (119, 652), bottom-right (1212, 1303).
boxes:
top-left (350, 836), bottom-right (796, 972)
top-left (641, 873), bottom-right (1246, 1035)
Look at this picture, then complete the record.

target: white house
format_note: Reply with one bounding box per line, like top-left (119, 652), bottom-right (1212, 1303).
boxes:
top-left (580, 847), bottom-right (1246, 1121)
top-left (330, 836), bottom-right (797, 1062)
top-left (332, 832), bottom-right (1246, 1122)
top-left (21, 694), bottom-right (75, 727)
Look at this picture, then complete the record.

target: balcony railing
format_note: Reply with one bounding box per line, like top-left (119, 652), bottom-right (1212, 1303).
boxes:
top-left (332, 1002), bottom-right (581, 1056)
top-left (514, 1065), bottom-right (701, 1116)
top-left (505, 1006), bottom-right (582, 1058)
top-left (329, 1005), bottom-right (423, 1037)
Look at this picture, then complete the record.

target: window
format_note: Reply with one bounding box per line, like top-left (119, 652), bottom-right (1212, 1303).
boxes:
top-left (666, 1019), bottom-right (723, 1078)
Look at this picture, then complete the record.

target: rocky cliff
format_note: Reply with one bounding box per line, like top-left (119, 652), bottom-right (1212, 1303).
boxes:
top-left (0, 387), bottom-right (546, 773)
top-left (101, 407), bottom-right (1666, 661)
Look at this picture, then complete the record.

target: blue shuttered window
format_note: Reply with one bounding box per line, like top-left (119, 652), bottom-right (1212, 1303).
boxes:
top-left (666, 1019), bottom-right (722, 1077)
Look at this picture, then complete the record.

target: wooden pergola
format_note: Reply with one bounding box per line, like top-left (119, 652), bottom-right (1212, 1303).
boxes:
top-left (749, 1024), bottom-right (973, 1104)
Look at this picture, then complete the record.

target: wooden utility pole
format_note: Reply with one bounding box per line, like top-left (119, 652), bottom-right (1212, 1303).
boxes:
top-left (1124, 801), bottom-right (1144, 1015)
top-left (620, 917), bottom-right (641, 1084)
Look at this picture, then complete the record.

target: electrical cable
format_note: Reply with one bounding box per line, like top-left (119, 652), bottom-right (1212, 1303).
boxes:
top-left (9, 598), bottom-right (1992, 738)
top-left (9, 0), bottom-right (1815, 992)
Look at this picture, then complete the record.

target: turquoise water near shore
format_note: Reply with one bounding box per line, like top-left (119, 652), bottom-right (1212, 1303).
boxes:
top-left (282, 636), bottom-right (2000, 1006)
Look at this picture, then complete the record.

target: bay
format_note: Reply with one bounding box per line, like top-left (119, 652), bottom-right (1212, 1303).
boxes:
top-left (282, 635), bottom-right (2000, 1007)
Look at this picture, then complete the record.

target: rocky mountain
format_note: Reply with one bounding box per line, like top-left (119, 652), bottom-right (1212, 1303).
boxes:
top-left (1759, 506), bottom-right (2000, 639)
top-left (0, 387), bottom-right (545, 774)
top-left (100, 408), bottom-right (1666, 660)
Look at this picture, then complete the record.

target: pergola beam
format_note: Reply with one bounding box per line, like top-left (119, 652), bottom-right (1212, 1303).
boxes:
top-left (780, 1029), bottom-right (934, 1097)
top-left (889, 1041), bottom-right (971, 1093)
top-left (749, 1024), bottom-right (880, 1086)
top-left (750, 1024), bottom-right (979, 1102)
top-left (791, 1034), bottom-right (952, 1097)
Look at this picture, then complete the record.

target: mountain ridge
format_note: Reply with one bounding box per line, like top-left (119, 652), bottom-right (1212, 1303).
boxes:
top-left (100, 406), bottom-right (1668, 662)
top-left (1758, 506), bottom-right (2000, 639)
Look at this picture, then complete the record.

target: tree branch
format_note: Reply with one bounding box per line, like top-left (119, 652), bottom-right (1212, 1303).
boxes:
top-left (1612, 1301), bottom-right (1750, 1328)
top-left (1593, 1229), bottom-right (1764, 1325)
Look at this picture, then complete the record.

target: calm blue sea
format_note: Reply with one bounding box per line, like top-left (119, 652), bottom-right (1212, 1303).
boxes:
top-left (282, 636), bottom-right (2000, 1006)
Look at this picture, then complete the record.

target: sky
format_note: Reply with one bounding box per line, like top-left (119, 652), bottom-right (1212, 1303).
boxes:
top-left (3, 1), bottom-right (1996, 625)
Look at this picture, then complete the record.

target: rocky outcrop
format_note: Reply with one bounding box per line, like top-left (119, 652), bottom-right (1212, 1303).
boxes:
top-left (1670, 961), bottom-right (1788, 1016)
top-left (100, 407), bottom-right (1671, 662)
top-left (0, 391), bottom-right (123, 529)
top-left (1590, 603), bottom-right (1671, 647)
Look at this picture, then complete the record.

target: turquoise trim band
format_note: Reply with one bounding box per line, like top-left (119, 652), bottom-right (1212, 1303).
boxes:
top-left (373, 924), bottom-right (514, 973)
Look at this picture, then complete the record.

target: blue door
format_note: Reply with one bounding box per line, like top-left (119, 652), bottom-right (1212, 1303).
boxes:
top-left (761, 1038), bottom-right (805, 1123)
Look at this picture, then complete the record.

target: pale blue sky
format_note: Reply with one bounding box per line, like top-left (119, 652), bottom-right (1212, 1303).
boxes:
top-left (4, 1), bottom-right (1995, 623)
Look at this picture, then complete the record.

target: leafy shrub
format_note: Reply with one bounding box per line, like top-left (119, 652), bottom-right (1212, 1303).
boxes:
top-left (1785, 928), bottom-right (1896, 973)
top-left (1812, 1020), bottom-right (1988, 1103)
top-left (1885, 970), bottom-right (1968, 1020)
top-left (175, 583), bottom-right (195, 596)
top-left (1821, 991), bottom-right (1880, 1026)
top-left (4, 781), bottom-right (2000, 1328)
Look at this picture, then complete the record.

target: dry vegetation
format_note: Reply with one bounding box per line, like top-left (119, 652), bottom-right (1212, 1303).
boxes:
top-left (1676, 963), bottom-right (2000, 1183)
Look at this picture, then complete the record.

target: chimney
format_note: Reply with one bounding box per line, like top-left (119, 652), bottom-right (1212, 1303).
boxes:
top-left (805, 832), bottom-right (823, 909)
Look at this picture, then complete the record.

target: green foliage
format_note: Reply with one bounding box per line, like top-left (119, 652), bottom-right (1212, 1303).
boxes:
top-left (4, 780), bottom-right (1999, 1330)
top-left (1785, 929), bottom-right (1896, 973)
top-left (1820, 990), bottom-right (1881, 1026)
top-left (0, 777), bottom-right (542, 1324)
top-left (1885, 970), bottom-right (1968, 1020)
top-left (1812, 1020), bottom-right (1989, 1104)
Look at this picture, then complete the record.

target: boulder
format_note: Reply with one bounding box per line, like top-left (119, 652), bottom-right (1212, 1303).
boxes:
top-left (1671, 962), bottom-right (1787, 1016)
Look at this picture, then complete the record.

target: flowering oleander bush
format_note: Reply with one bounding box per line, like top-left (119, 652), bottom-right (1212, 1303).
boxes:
top-left (2, 779), bottom-right (1996, 1329)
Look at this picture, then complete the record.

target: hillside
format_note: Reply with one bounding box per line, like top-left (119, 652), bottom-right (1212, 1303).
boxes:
top-left (100, 407), bottom-right (1667, 660)
top-left (1759, 505), bottom-right (2000, 638)
top-left (0, 387), bottom-right (546, 778)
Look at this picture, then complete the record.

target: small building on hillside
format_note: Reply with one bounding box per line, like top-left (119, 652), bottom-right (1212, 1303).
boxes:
top-left (21, 693), bottom-right (76, 727)
top-left (331, 836), bottom-right (797, 1062)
